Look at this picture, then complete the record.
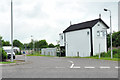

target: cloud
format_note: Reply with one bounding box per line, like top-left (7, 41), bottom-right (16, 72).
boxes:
top-left (0, 0), bottom-right (118, 45)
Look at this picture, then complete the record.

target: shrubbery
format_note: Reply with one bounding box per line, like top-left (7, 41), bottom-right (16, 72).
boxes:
top-left (94, 48), bottom-right (120, 58)
top-left (0, 48), bottom-right (7, 61)
top-left (15, 51), bottom-right (22, 55)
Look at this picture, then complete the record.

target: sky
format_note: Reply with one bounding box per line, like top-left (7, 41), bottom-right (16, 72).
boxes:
top-left (0, 0), bottom-right (119, 45)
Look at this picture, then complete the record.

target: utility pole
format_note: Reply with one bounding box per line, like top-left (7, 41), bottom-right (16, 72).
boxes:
top-left (31, 35), bottom-right (34, 52)
top-left (11, 0), bottom-right (14, 62)
top-left (104, 9), bottom-right (112, 59)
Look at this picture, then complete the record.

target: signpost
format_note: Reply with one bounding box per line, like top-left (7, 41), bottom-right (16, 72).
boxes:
top-left (99, 44), bottom-right (100, 58)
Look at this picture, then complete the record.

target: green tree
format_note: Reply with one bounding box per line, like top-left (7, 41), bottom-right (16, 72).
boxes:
top-left (3, 41), bottom-right (11, 46)
top-left (0, 35), bottom-right (11, 46)
top-left (0, 48), bottom-right (7, 61)
top-left (107, 31), bottom-right (120, 48)
top-left (38, 40), bottom-right (48, 48)
top-left (0, 36), bottom-right (2, 47)
top-left (48, 43), bottom-right (55, 48)
top-left (13, 39), bottom-right (23, 48)
top-left (107, 34), bottom-right (111, 48)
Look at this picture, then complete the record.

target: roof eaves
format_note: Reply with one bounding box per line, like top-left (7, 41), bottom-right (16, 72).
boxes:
top-left (63, 27), bottom-right (91, 33)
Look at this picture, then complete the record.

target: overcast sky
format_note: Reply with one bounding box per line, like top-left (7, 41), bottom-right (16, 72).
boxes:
top-left (0, 0), bottom-right (119, 45)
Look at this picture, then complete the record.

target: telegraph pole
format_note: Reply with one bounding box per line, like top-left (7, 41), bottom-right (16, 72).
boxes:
top-left (11, 0), bottom-right (14, 62)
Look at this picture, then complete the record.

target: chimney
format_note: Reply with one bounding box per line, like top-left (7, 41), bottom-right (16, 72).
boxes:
top-left (70, 21), bottom-right (72, 26)
top-left (99, 14), bottom-right (101, 19)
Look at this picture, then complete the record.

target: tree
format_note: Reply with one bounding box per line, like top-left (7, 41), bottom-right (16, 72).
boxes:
top-left (13, 39), bottom-right (23, 48)
top-left (0, 35), bottom-right (11, 46)
top-left (38, 40), bottom-right (48, 48)
top-left (0, 36), bottom-right (2, 47)
top-left (48, 43), bottom-right (55, 48)
top-left (3, 41), bottom-right (11, 46)
top-left (107, 31), bottom-right (120, 48)
top-left (0, 48), bottom-right (7, 61)
top-left (112, 31), bottom-right (120, 47)
top-left (107, 34), bottom-right (111, 48)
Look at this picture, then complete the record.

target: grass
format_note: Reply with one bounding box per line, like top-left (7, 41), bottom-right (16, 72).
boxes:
top-left (83, 57), bottom-right (120, 61)
top-left (66, 56), bottom-right (120, 61)
top-left (0, 61), bottom-right (16, 64)
top-left (26, 51), bottom-right (120, 61)
top-left (27, 54), bottom-right (55, 57)
top-left (27, 52), bottom-right (54, 57)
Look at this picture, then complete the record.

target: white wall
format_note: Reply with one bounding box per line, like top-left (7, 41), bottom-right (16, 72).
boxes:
top-left (92, 22), bottom-right (107, 55)
top-left (65, 29), bottom-right (91, 57)
top-left (59, 33), bottom-right (64, 46)
top-left (41, 48), bottom-right (57, 56)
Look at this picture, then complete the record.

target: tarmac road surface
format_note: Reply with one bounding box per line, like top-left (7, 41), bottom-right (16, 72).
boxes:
top-left (1, 55), bottom-right (119, 78)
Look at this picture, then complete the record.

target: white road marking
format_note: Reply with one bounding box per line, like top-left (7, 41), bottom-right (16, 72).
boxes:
top-left (68, 60), bottom-right (74, 68)
top-left (84, 66), bottom-right (95, 69)
top-left (115, 66), bottom-right (120, 69)
top-left (70, 64), bottom-right (74, 68)
top-left (55, 67), bottom-right (65, 68)
top-left (72, 66), bottom-right (81, 68)
top-left (100, 66), bottom-right (110, 69)
top-left (21, 67), bottom-right (33, 69)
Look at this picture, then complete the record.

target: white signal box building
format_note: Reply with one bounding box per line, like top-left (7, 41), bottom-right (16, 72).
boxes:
top-left (59, 18), bottom-right (109, 57)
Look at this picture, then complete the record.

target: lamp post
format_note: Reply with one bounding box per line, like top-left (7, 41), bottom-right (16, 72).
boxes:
top-left (31, 35), bottom-right (34, 52)
top-left (104, 8), bottom-right (112, 59)
top-left (11, 0), bottom-right (14, 62)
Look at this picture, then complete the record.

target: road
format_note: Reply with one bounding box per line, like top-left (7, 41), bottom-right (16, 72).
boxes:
top-left (1, 55), bottom-right (119, 78)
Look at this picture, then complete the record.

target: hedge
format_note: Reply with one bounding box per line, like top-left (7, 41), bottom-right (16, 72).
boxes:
top-left (0, 48), bottom-right (7, 61)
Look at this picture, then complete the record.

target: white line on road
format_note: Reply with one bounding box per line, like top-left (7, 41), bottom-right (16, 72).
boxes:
top-left (84, 66), bottom-right (95, 69)
top-left (55, 67), bottom-right (66, 68)
top-left (70, 64), bottom-right (74, 68)
top-left (68, 60), bottom-right (74, 68)
top-left (115, 66), bottom-right (120, 69)
top-left (72, 66), bottom-right (81, 68)
top-left (100, 66), bottom-right (110, 69)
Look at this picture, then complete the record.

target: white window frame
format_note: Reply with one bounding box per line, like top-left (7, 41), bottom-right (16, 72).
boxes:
top-left (97, 31), bottom-right (100, 36)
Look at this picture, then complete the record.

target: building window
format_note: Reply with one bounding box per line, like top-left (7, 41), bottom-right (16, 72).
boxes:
top-left (97, 31), bottom-right (100, 36)
top-left (87, 31), bottom-right (89, 35)
top-left (102, 31), bottom-right (106, 36)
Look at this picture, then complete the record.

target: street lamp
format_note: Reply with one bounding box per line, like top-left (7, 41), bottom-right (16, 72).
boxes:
top-left (11, 0), bottom-right (14, 62)
top-left (104, 8), bottom-right (112, 59)
top-left (31, 35), bottom-right (34, 52)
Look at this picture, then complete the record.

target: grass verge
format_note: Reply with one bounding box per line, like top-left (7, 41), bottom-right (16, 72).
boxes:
top-left (27, 54), bottom-right (54, 57)
top-left (0, 61), bottom-right (16, 64)
top-left (66, 56), bottom-right (120, 61)
top-left (26, 52), bottom-right (55, 57)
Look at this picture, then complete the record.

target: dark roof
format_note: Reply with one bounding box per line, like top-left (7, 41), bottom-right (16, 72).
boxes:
top-left (63, 18), bottom-right (109, 33)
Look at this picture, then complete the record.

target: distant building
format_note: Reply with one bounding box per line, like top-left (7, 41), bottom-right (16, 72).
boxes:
top-left (2, 46), bottom-right (20, 52)
top-left (13, 47), bottom-right (20, 53)
top-left (59, 18), bottom-right (109, 57)
top-left (41, 48), bottom-right (57, 56)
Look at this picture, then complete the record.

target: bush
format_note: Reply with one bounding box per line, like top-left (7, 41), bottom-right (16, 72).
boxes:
top-left (100, 52), bottom-right (107, 57)
top-left (94, 48), bottom-right (120, 58)
top-left (108, 49), bottom-right (120, 58)
top-left (0, 48), bottom-right (7, 61)
top-left (15, 51), bottom-right (22, 55)
top-left (113, 54), bottom-right (118, 58)
top-left (113, 49), bottom-right (118, 55)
